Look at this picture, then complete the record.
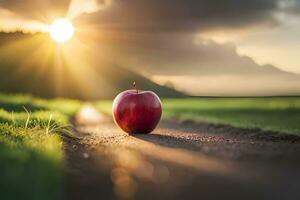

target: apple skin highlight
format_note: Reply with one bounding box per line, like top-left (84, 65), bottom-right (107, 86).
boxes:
top-left (112, 90), bottom-right (162, 134)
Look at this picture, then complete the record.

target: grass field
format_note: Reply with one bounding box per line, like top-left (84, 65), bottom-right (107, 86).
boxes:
top-left (163, 97), bottom-right (300, 135)
top-left (0, 94), bottom-right (81, 200)
top-left (96, 97), bottom-right (300, 135)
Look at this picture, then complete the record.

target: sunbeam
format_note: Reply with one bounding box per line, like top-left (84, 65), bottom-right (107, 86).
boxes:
top-left (0, 0), bottom-right (114, 99)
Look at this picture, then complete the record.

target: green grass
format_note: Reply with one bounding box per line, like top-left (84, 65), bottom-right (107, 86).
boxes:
top-left (0, 94), bottom-right (81, 200)
top-left (95, 100), bottom-right (113, 116)
top-left (96, 97), bottom-right (300, 135)
top-left (163, 97), bottom-right (300, 135)
top-left (0, 93), bottom-right (81, 115)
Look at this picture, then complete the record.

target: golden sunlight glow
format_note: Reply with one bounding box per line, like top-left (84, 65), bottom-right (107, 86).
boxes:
top-left (49, 19), bottom-right (74, 43)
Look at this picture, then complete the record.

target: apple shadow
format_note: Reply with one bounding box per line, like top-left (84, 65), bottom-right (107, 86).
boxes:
top-left (131, 133), bottom-right (200, 151)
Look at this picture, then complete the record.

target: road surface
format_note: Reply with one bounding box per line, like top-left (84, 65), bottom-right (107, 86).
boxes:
top-left (63, 106), bottom-right (300, 200)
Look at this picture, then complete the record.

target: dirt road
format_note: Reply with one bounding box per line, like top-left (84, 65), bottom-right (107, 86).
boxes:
top-left (63, 107), bottom-right (300, 200)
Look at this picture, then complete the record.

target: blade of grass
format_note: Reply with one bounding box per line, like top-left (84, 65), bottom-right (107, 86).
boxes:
top-left (23, 106), bottom-right (30, 129)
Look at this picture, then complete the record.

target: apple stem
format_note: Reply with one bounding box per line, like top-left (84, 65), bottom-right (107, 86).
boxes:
top-left (133, 81), bottom-right (138, 93)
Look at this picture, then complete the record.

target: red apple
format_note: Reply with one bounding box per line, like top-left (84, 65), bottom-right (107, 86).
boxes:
top-left (112, 90), bottom-right (162, 134)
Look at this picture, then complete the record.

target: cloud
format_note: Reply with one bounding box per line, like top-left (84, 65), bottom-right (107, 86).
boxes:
top-left (0, 0), bottom-right (70, 22)
top-left (152, 74), bottom-right (300, 96)
top-left (0, 0), bottom-right (111, 31)
top-left (0, 0), bottom-right (298, 32)
top-left (0, 0), bottom-right (113, 22)
top-left (67, 0), bottom-right (112, 19)
top-left (82, 29), bottom-right (300, 95)
top-left (0, 8), bottom-right (48, 32)
top-left (94, 33), bottom-right (290, 76)
top-left (278, 0), bottom-right (300, 14)
top-left (77, 0), bottom-right (285, 33)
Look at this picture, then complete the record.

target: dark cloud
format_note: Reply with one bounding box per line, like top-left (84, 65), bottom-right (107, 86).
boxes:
top-left (72, 0), bottom-right (299, 78)
top-left (0, 0), bottom-right (296, 31)
top-left (278, 0), bottom-right (300, 14)
top-left (92, 33), bottom-right (290, 76)
top-left (77, 0), bottom-right (283, 32)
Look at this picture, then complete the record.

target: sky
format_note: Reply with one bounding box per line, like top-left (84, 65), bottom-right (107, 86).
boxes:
top-left (0, 0), bottom-right (299, 95)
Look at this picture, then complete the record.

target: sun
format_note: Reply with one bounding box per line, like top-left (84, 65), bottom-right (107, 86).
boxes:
top-left (49, 18), bottom-right (74, 43)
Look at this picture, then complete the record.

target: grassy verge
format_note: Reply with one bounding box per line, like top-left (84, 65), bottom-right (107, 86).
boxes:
top-left (95, 97), bottom-right (300, 135)
top-left (0, 94), bottom-right (81, 200)
top-left (163, 97), bottom-right (300, 135)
